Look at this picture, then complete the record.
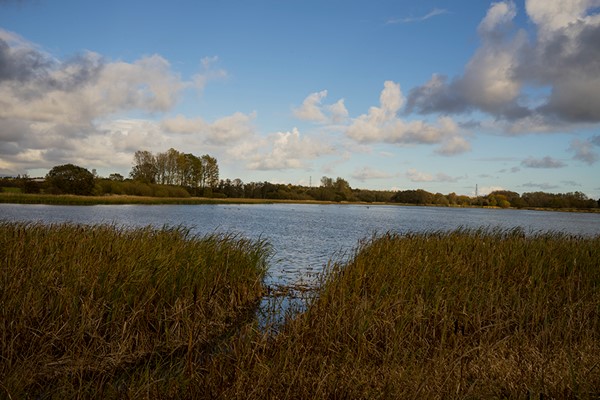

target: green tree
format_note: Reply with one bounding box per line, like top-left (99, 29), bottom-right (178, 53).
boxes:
top-left (130, 150), bottom-right (157, 183)
top-left (46, 164), bottom-right (95, 195)
top-left (201, 155), bottom-right (219, 189)
top-left (334, 177), bottom-right (353, 202)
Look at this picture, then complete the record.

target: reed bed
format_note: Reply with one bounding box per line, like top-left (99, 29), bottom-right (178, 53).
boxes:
top-left (0, 222), bottom-right (269, 398)
top-left (200, 228), bottom-right (600, 399)
top-left (2, 225), bottom-right (599, 398)
top-left (0, 192), bottom-right (217, 205)
top-left (0, 192), bottom-right (332, 206)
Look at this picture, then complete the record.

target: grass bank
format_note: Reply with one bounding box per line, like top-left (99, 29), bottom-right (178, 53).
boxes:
top-left (0, 223), bottom-right (269, 398)
top-left (203, 229), bottom-right (600, 399)
top-left (0, 192), bottom-right (259, 205)
top-left (0, 192), bottom-right (338, 206)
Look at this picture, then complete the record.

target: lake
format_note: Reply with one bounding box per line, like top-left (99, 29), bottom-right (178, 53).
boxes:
top-left (2, 203), bottom-right (600, 290)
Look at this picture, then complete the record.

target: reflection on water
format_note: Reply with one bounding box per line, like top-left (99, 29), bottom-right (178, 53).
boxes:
top-left (2, 203), bottom-right (600, 290)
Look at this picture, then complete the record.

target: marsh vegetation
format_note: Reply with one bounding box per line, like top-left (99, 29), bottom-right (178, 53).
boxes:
top-left (0, 223), bottom-right (269, 398)
top-left (1, 223), bottom-right (599, 398)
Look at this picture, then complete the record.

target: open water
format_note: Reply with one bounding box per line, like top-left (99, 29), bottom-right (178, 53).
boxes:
top-left (2, 203), bottom-right (600, 290)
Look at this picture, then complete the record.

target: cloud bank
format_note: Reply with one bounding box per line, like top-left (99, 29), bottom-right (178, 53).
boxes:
top-left (405, 0), bottom-right (600, 131)
top-left (0, 28), bottom-right (236, 174)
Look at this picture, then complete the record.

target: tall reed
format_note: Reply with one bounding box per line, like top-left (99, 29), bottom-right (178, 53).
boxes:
top-left (200, 228), bottom-right (600, 399)
top-left (0, 222), bottom-right (269, 398)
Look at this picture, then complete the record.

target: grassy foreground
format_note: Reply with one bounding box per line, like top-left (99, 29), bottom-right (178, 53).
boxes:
top-left (1, 225), bottom-right (599, 398)
top-left (0, 223), bottom-right (269, 398)
top-left (203, 229), bottom-right (600, 399)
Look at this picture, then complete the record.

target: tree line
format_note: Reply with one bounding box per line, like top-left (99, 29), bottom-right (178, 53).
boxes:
top-left (1, 156), bottom-right (599, 210)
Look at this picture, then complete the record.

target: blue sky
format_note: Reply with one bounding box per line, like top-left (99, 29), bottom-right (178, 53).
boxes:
top-left (1, 0), bottom-right (599, 198)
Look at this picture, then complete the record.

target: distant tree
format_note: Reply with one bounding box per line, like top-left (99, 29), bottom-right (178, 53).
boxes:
top-left (21, 178), bottom-right (42, 194)
top-left (490, 190), bottom-right (521, 207)
top-left (433, 193), bottom-right (449, 206)
top-left (391, 189), bottom-right (434, 205)
top-left (130, 150), bottom-right (157, 183)
top-left (334, 177), bottom-right (353, 201)
top-left (321, 176), bottom-right (334, 188)
top-left (201, 155), bottom-right (219, 189)
top-left (46, 164), bottom-right (95, 195)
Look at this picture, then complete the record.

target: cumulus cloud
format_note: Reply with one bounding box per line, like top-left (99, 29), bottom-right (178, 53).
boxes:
top-left (161, 112), bottom-right (256, 145)
top-left (346, 81), bottom-right (470, 153)
top-left (406, 0), bottom-right (600, 131)
top-left (406, 168), bottom-right (461, 183)
top-left (293, 90), bottom-right (348, 124)
top-left (436, 135), bottom-right (472, 155)
top-left (521, 155), bottom-right (566, 168)
top-left (243, 128), bottom-right (334, 170)
top-left (351, 166), bottom-right (394, 182)
top-left (0, 28), bottom-right (224, 174)
top-left (569, 138), bottom-right (599, 164)
top-left (406, 1), bottom-right (527, 119)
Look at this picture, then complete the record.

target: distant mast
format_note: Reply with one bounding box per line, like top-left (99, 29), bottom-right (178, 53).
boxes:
top-left (475, 184), bottom-right (478, 197)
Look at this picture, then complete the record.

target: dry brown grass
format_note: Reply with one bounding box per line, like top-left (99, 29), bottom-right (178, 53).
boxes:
top-left (0, 222), bottom-right (269, 398)
top-left (2, 225), bottom-right (599, 398)
top-left (199, 229), bottom-right (600, 399)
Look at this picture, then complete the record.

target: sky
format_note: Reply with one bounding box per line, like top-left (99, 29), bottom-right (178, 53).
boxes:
top-left (1, 0), bottom-right (599, 198)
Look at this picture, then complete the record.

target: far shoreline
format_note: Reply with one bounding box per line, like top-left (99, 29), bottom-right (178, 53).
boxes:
top-left (1, 192), bottom-right (599, 213)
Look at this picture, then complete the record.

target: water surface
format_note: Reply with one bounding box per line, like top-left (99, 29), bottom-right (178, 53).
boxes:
top-left (2, 203), bottom-right (599, 288)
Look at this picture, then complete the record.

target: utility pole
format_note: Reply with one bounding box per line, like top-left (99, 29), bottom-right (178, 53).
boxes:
top-left (475, 184), bottom-right (478, 197)
top-left (309, 176), bottom-right (312, 188)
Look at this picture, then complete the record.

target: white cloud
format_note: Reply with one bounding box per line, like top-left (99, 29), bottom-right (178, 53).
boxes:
top-left (0, 28), bottom-right (231, 174)
top-left (406, 168), bottom-right (460, 183)
top-left (478, 1), bottom-right (517, 35)
top-left (406, 0), bottom-right (600, 131)
top-left (351, 166), bottom-right (394, 182)
top-left (436, 135), bottom-right (472, 156)
top-left (244, 128), bottom-right (334, 170)
top-left (569, 138), bottom-right (599, 164)
top-left (293, 90), bottom-right (328, 122)
top-left (328, 99), bottom-right (349, 123)
top-left (526, 0), bottom-right (600, 37)
top-left (162, 112), bottom-right (256, 145)
top-left (293, 90), bottom-right (349, 124)
top-left (346, 81), bottom-right (470, 154)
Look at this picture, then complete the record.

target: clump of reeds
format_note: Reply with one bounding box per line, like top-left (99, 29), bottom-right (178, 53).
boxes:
top-left (200, 228), bottom-right (600, 399)
top-left (0, 222), bottom-right (269, 398)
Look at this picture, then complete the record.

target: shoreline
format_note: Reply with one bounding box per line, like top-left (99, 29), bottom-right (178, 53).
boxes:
top-left (1, 192), bottom-right (599, 213)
